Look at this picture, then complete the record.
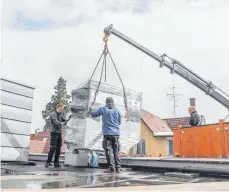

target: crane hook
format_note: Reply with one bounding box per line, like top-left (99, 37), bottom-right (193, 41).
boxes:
top-left (103, 33), bottom-right (109, 43)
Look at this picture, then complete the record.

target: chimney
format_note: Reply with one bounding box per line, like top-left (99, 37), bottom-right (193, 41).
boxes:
top-left (190, 98), bottom-right (196, 106)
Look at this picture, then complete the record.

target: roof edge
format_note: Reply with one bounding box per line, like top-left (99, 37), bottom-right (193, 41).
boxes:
top-left (153, 132), bottom-right (173, 137)
top-left (141, 109), bottom-right (172, 133)
top-left (163, 116), bottom-right (190, 120)
top-left (141, 118), bottom-right (153, 133)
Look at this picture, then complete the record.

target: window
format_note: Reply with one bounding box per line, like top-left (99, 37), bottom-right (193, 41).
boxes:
top-left (166, 137), bottom-right (174, 156)
top-left (136, 139), bottom-right (146, 155)
top-left (168, 140), bottom-right (173, 155)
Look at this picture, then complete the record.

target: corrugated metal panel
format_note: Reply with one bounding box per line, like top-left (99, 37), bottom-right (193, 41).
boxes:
top-left (174, 123), bottom-right (227, 158)
top-left (0, 78), bottom-right (34, 162)
top-left (1, 133), bottom-right (30, 148)
top-left (224, 123), bottom-right (229, 157)
top-left (1, 78), bottom-right (34, 98)
top-left (1, 90), bottom-right (33, 110)
top-left (1, 118), bottom-right (31, 135)
top-left (1, 105), bottom-right (32, 123)
top-left (0, 147), bottom-right (29, 161)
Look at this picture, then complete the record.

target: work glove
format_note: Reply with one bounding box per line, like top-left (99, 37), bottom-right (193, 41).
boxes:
top-left (88, 107), bottom-right (93, 112)
top-left (87, 107), bottom-right (93, 115)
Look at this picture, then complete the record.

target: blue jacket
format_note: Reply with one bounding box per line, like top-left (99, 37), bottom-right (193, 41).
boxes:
top-left (90, 106), bottom-right (121, 136)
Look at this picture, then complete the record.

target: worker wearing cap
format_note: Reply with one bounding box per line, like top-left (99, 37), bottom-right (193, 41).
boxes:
top-left (89, 97), bottom-right (121, 173)
top-left (45, 104), bottom-right (68, 168)
top-left (188, 106), bottom-right (200, 126)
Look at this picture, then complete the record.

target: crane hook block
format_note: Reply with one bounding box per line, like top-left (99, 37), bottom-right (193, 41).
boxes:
top-left (103, 36), bottom-right (108, 43)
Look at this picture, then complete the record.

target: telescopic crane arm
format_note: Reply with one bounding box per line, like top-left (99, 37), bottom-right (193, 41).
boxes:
top-left (104, 24), bottom-right (229, 110)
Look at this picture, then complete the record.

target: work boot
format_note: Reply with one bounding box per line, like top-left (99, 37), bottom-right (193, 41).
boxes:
top-left (116, 168), bottom-right (121, 174)
top-left (45, 162), bottom-right (52, 168)
top-left (54, 162), bottom-right (61, 168)
top-left (104, 168), bottom-right (115, 173)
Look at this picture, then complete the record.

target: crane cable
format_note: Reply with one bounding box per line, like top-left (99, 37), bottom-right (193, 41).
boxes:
top-left (89, 33), bottom-right (130, 120)
top-left (90, 56), bottom-right (106, 107)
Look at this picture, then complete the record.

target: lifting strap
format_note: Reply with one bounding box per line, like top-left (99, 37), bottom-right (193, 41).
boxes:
top-left (90, 55), bottom-right (106, 107)
top-left (89, 33), bottom-right (130, 120)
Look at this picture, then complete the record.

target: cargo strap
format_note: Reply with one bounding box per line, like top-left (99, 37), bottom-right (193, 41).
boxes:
top-left (89, 33), bottom-right (130, 120)
top-left (90, 54), bottom-right (106, 107)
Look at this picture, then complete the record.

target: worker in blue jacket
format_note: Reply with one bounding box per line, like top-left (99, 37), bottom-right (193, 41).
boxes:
top-left (89, 97), bottom-right (121, 173)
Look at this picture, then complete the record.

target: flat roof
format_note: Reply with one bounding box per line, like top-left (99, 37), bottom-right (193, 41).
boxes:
top-left (1, 162), bottom-right (229, 190)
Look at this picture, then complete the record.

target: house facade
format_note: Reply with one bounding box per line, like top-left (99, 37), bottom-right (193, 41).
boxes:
top-left (130, 110), bottom-right (173, 157)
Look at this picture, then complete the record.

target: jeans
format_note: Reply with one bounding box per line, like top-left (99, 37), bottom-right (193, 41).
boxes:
top-left (47, 132), bottom-right (62, 164)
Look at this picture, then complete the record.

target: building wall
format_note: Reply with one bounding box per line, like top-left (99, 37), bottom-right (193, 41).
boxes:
top-left (141, 121), bottom-right (167, 157)
top-left (129, 120), bottom-right (168, 157)
top-left (1, 78), bottom-right (35, 162)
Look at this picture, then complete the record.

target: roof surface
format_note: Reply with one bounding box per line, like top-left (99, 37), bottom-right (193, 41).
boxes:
top-left (2, 161), bottom-right (228, 190)
top-left (30, 131), bottom-right (66, 154)
top-left (141, 110), bottom-right (172, 133)
top-left (164, 117), bottom-right (190, 130)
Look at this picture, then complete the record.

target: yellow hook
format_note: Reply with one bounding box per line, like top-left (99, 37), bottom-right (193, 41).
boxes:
top-left (103, 33), bottom-right (109, 43)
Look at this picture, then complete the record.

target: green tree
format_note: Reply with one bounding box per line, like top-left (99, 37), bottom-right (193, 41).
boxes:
top-left (42, 77), bottom-right (71, 131)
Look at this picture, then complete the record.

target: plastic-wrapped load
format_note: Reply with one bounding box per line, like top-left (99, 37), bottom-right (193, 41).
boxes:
top-left (64, 80), bottom-right (142, 154)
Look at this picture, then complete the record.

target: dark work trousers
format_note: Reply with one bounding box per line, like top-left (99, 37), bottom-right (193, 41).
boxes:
top-left (47, 132), bottom-right (62, 164)
top-left (102, 135), bottom-right (121, 170)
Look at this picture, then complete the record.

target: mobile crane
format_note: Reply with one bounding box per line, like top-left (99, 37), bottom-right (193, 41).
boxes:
top-left (104, 24), bottom-right (229, 111)
top-left (65, 25), bottom-right (229, 163)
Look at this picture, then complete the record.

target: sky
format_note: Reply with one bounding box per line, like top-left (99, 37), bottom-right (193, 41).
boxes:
top-left (1, 0), bottom-right (229, 133)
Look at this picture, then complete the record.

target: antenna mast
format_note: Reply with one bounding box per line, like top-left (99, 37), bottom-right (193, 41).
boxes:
top-left (166, 81), bottom-right (183, 117)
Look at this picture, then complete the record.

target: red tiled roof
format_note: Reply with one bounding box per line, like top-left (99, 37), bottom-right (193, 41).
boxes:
top-left (30, 131), bottom-right (66, 154)
top-left (30, 140), bottom-right (47, 153)
top-left (163, 117), bottom-right (190, 130)
top-left (34, 131), bottom-right (49, 141)
top-left (42, 139), bottom-right (66, 153)
top-left (141, 109), bottom-right (172, 133)
top-left (30, 134), bottom-right (35, 140)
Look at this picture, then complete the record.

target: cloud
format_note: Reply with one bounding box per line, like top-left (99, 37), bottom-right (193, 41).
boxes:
top-left (2, 0), bottom-right (229, 133)
top-left (134, 0), bottom-right (151, 13)
top-left (6, 0), bottom-right (155, 30)
top-left (15, 11), bottom-right (54, 30)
